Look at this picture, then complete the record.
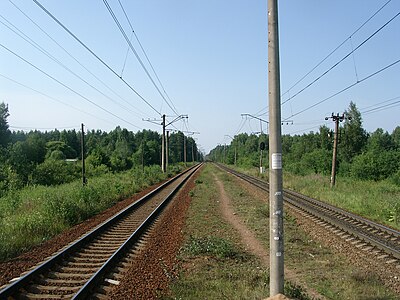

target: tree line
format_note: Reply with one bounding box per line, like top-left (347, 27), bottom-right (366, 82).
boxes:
top-left (0, 102), bottom-right (201, 196)
top-left (209, 102), bottom-right (400, 183)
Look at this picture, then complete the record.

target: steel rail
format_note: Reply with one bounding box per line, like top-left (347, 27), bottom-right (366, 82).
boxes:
top-left (215, 163), bottom-right (400, 260)
top-left (0, 164), bottom-right (201, 299)
top-left (73, 163), bottom-right (201, 299)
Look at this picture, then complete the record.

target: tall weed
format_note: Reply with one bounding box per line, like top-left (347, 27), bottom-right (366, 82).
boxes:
top-left (284, 172), bottom-right (400, 229)
top-left (0, 165), bottom-right (176, 261)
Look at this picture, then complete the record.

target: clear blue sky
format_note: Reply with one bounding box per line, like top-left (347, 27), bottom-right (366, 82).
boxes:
top-left (1, 0), bottom-right (399, 153)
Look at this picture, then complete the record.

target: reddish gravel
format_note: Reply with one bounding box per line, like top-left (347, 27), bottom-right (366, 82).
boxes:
top-left (0, 181), bottom-right (166, 288)
top-left (107, 168), bottom-right (200, 299)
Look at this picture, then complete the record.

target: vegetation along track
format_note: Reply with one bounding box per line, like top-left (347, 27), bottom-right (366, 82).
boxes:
top-left (0, 164), bottom-right (202, 299)
top-left (216, 163), bottom-right (400, 267)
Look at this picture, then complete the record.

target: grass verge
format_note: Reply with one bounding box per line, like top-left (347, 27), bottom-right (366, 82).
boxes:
top-left (0, 165), bottom-right (181, 261)
top-left (230, 164), bottom-right (400, 230)
top-left (283, 172), bottom-right (400, 230)
top-left (166, 164), bottom-right (311, 300)
top-left (218, 165), bottom-right (398, 299)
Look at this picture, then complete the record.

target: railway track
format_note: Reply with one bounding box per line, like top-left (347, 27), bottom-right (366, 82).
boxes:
top-left (216, 163), bottom-right (400, 265)
top-left (0, 164), bottom-right (202, 299)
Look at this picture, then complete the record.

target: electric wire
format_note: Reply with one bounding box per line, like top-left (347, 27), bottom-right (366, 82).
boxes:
top-left (363, 102), bottom-right (400, 115)
top-left (8, 0), bottom-right (150, 119)
top-left (0, 43), bottom-right (142, 129)
top-left (283, 58), bottom-right (400, 121)
top-left (282, 10), bottom-right (400, 106)
top-left (0, 15), bottom-right (145, 120)
top-left (120, 30), bottom-right (134, 77)
top-left (33, 0), bottom-right (161, 116)
top-left (116, 0), bottom-right (180, 115)
top-left (10, 125), bottom-right (78, 131)
top-left (254, 0), bottom-right (393, 115)
top-left (286, 124), bottom-right (328, 135)
top-left (102, 0), bottom-right (179, 116)
top-left (281, 0), bottom-right (392, 99)
top-left (360, 95), bottom-right (400, 112)
top-left (361, 96), bottom-right (400, 115)
top-left (0, 73), bottom-right (113, 125)
top-left (234, 118), bottom-right (246, 135)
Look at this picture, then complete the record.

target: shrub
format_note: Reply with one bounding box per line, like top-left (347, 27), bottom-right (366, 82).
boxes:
top-left (390, 169), bottom-right (400, 186)
top-left (0, 165), bottom-right (171, 260)
top-left (351, 150), bottom-right (400, 181)
top-left (31, 160), bottom-right (80, 186)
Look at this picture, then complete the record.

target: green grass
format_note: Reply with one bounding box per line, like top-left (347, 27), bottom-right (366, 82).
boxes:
top-left (225, 163), bottom-right (400, 229)
top-left (0, 165), bottom-right (180, 261)
top-left (283, 172), bottom-right (400, 230)
top-left (166, 164), bottom-right (312, 300)
top-left (217, 164), bottom-right (398, 299)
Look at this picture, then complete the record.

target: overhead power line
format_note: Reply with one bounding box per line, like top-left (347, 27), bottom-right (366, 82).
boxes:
top-left (8, 0), bottom-right (150, 119)
top-left (116, 0), bottom-right (179, 115)
top-left (0, 43), bottom-right (142, 129)
top-left (361, 95), bottom-right (400, 115)
top-left (283, 58), bottom-right (400, 121)
top-left (33, 0), bottom-right (161, 116)
top-left (253, 0), bottom-right (394, 116)
top-left (10, 125), bottom-right (78, 131)
top-left (281, 0), bottom-right (392, 99)
top-left (282, 9), bottom-right (400, 106)
top-left (102, 0), bottom-right (179, 116)
top-left (0, 15), bottom-right (145, 120)
top-left (286, 123), bottom-right (327, 135)
top-left (0, 73), bottom-right (113, 125)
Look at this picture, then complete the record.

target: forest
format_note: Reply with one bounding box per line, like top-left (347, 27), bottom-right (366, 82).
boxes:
top-left (0, 102), bottom-right (201, 197)
top-left (209, 102), bottom-right (400, 184)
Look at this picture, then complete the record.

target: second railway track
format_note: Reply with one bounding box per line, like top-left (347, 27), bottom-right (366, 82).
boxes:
top-left (0, 163), bottom-right (202, 300)
top-left (216, 163), bottom-right (400, 266)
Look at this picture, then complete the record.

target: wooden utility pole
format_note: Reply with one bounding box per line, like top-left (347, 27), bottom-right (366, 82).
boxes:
top-left (325, 113), bottom-right (345, 188)
top-left (268, 0), bottom-right (284, 295)
top-left (81, 123), bottom-right (87, 186)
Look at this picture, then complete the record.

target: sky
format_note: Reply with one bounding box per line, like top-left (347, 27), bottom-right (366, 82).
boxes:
top-left (1, 0), bottom-right (399, 153)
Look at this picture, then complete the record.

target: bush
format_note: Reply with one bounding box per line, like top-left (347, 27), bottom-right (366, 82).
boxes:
top-left (49, 150), bottom-right (66, 160)
top-left (0, 165), bottom-right (171, 260)
top-left (31, 160), bottom-right (80, 186)
top-left (351, 150), bottom-right (400, 181)
top-left (390, 169), bottom-right (400, 186)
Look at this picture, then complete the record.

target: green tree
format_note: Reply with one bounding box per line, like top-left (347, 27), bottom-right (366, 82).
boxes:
top-left (46, 141), bottom-right (77, 159)
top-left (339, 102), bottom-right (367, 163)
top-left (31, 160), bottom-right (80, 186)
top-left (0, 102), bottom-right (10, 147)
top-left (110, 138), bottom-right (133, 171)
top-left (391, 126), bottom-right (400, 149)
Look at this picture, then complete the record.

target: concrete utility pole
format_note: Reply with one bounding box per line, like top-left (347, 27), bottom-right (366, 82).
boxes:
top-left (191, 141), bottom-right (195, 163)
top-left (81, 123), bottom-right (87, 186)
top-left (241, 113), bottom-right (268, 173)
top-left (161, 114), bottom-right (166, 173)
top-left (183, 133), bottom-right (187, 166)
top-left (166, 131), bottom-right (169, 171)
top-left (325, 113), bottom-right (345, 188)
top-left (223, 143), bottom-right (226, 164)
top-left (268, 0), bottom-right (284, 296)
top-left (143, 115), bottom-right (190, 171)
